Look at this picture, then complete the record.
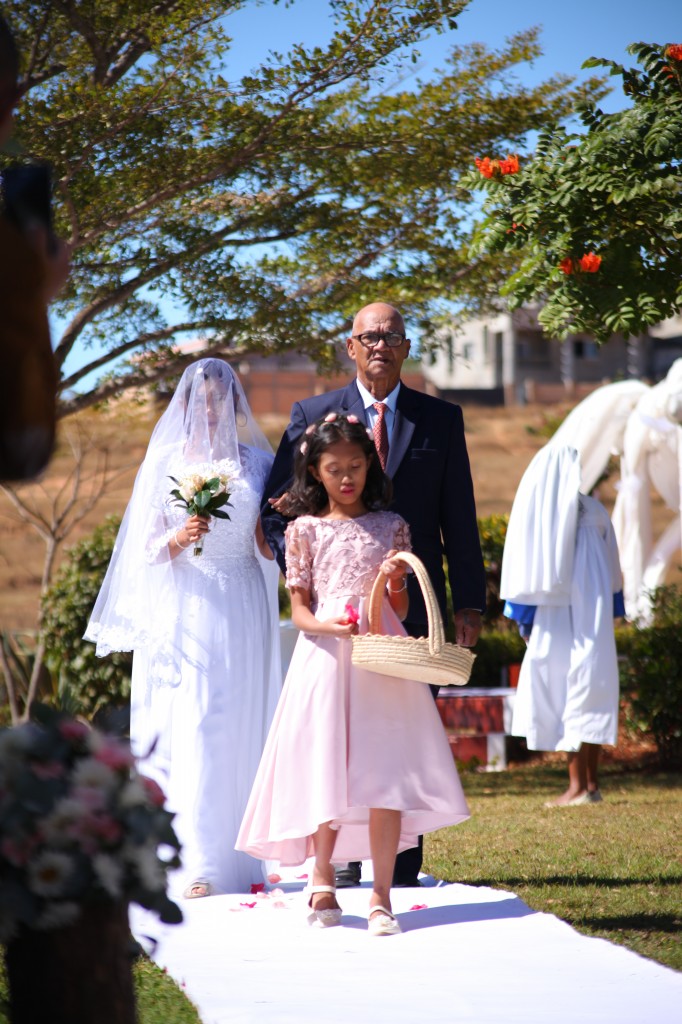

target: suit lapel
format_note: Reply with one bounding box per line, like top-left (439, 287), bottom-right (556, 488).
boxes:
top-left (339, 381), bottom-right (365, 418)
top-left (386, 384), bottom-right (418, 478)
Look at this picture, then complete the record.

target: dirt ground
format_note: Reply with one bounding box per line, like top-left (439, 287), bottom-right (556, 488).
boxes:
top-left (0, 397), bottom-right (675, 632)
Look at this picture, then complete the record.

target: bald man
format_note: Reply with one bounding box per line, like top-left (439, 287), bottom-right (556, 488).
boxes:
top-left (261, 302), bottom-right (486, 886)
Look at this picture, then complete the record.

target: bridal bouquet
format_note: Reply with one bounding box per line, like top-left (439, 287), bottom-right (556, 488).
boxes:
top-left (0, 704), bottom-right (182, 943)
top-left (169, 468), bottom-right (232, 555)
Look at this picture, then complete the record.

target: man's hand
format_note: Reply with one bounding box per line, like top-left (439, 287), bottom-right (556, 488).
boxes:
top-left (454, 608), bottom-right (482, 647)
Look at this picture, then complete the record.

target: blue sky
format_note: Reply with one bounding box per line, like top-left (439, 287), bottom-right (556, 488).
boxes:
top-left (61, 0), bottom-right (681, 390)
top-left (226, 0), bottom-right (681, 111)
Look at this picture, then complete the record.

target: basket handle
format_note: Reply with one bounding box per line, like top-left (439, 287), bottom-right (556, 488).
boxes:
top-left (366, 550), bottom-right (445, 655)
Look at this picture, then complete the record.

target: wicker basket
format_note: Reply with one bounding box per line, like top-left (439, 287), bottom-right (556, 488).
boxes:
top-left (351, 551), bottom-right (475, 687)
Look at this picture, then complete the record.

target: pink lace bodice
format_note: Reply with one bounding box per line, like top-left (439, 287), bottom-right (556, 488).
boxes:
top-left (285, 511), bottom-right (411, 603)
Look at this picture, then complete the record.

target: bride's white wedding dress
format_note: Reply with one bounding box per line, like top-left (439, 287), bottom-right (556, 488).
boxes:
top-left (131, 446), bottom-right (281, 896)
top-left (85, 359), bottom-right (281, 897)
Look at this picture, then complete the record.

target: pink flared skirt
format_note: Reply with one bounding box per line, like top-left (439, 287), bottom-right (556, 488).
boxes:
top-left (236, 595), bottom-right (470, 866)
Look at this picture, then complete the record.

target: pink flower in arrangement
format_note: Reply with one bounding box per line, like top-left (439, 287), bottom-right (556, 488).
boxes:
top-left (344, 604), bottom-right (360, 625)
top-left (1, 835), bottom-right (38, 868)
top-left (30, 760), bottom-right (66, 781)
top-left (140, 775), bottom-right (166, 807)
top-left (58, 720), bottom-right (89, 744)
top-left (94, 741), bottom-right (135, 772)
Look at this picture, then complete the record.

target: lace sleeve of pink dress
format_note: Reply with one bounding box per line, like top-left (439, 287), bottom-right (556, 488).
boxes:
top-left (393, 515), bottom-right (412, 554)
top-left (284, 517), bottom-right (313, 591)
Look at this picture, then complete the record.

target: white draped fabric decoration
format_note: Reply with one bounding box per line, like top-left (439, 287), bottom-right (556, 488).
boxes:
top-left (500, 445), bottom-right (581, 607)
top-left (501, 446), bottom-right (622, 752)
top-left (545, 359), bottom-right (682, 623)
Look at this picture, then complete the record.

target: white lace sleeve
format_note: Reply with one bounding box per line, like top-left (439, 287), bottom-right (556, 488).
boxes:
top-left (285, 519), bottom-right (313, 591)
top-left (394, 515), bottom-right (412, 553)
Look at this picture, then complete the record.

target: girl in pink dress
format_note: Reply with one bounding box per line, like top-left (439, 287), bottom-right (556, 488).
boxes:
top-left (236, 413), bottom-right (469, 936)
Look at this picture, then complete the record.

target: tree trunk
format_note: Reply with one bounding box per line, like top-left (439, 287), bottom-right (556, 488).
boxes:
top-left (4, 901), bottom-right (136, 1024)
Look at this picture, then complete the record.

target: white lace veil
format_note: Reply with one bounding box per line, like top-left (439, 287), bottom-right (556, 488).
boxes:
top-left (84, 358), bottom-right (273, 669)
top-left (500, 444), bottom-right (581, 606)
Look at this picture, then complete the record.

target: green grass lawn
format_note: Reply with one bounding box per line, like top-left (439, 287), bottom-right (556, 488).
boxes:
top-left (1, 758), bottom-right (679, 1022)
top-left (426, 757), bottom-right (682, 971)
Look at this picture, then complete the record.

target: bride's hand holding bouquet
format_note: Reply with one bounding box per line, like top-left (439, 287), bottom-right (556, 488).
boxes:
top-left (169, 470), bottom-right (232, 555)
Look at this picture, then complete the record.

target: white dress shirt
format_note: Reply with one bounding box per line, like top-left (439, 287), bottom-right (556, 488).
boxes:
top-left (355, 379), bottom-right (401, 445)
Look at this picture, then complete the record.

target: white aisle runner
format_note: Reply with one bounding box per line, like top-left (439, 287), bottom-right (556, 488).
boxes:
top-left (131, 876), bottom-right (682, 1024)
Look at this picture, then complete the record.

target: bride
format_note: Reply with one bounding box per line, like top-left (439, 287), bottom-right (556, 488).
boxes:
top-left (85, 358), bottom-right (281, 897)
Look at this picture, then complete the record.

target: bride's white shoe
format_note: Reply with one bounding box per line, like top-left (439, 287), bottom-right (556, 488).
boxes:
top-left (307, 885), bottom-right (342, 928)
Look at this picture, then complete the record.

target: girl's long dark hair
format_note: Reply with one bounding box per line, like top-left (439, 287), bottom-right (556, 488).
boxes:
top-left (284, 413), bottom-right (392, 516)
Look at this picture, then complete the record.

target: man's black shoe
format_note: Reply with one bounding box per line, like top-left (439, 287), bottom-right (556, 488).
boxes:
top-left (335, 863), bottom-right (362, 888)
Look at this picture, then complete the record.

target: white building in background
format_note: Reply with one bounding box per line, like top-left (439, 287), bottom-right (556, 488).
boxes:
top-left (422, 307), bottom-right (682, 406)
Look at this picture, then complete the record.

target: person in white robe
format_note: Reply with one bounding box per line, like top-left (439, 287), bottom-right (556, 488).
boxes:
top-left (500, 445), bottom-right (625, 806)
top-left (85, 359), bottom-right (281, 897)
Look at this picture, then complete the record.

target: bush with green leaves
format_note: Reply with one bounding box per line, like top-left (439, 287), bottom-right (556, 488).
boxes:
top-left (617, 586), bottom-right (682, 769)
top-left (478, 514), bottom-right (509, 624)
top-left (469, 629), bottom-right (527, 687)
top-left (41, 517), bottom-right (132, 719)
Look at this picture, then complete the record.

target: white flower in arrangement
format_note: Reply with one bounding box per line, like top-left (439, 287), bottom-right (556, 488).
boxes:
top-left (118, 778), bottom-right (149, 809)
top-left (92, 853), bottom-right (124, 899)
top-left (71, 756), bottom-right (117, 793)
top-left (124, 841), bottom-right (167, 892)
top-left (42, 797), bottom-right (88, 845)
top-left (28, 851), bottom-right (75, 897)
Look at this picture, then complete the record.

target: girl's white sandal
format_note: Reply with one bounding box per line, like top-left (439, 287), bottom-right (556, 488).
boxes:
top-left (368, 905), bottom-right (402, 936)
top-left (307, 885), bottom-right (342, 928)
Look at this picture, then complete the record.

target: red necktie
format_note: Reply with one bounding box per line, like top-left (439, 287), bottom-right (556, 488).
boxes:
top-left (372, 402), bottom-right (389, 470)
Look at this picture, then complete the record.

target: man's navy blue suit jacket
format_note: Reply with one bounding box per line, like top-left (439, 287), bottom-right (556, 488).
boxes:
top-left (261, 380), bottom-right (486, 630)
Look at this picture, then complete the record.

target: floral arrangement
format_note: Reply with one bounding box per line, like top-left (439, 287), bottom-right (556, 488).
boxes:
top-left (169, 468), bottom-right (232, 555)
top-left (0, 705), bottom-right (182, 942)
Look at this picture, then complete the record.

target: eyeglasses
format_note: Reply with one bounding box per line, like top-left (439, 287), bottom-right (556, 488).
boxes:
top-left (351, 331), bottom-right (406, 348)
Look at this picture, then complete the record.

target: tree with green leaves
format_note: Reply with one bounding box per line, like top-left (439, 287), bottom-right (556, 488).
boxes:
top-left (6, 0), bottom-right (602, 412)
top-left (466, 42), bottom-right (682, 343)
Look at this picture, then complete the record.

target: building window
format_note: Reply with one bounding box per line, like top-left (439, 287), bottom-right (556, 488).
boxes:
top-left (515, 330), bottom-right (550, 365)
top-left (462, 342), bottom-right (474, 363)
top-left (574, 338), bottom-right (599, 360)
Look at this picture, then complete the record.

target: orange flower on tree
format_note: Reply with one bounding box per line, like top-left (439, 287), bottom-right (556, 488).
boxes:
top-left (559, 253), bottom-right (602, 275)
top-left (578, 253), bottom-right (602, 273)
top-left (475, 154), bottom-right (519, 179)
top-left (666, 44), bottom-right (682, 61)
top-left (499, 154), bottom-right (520, 174)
